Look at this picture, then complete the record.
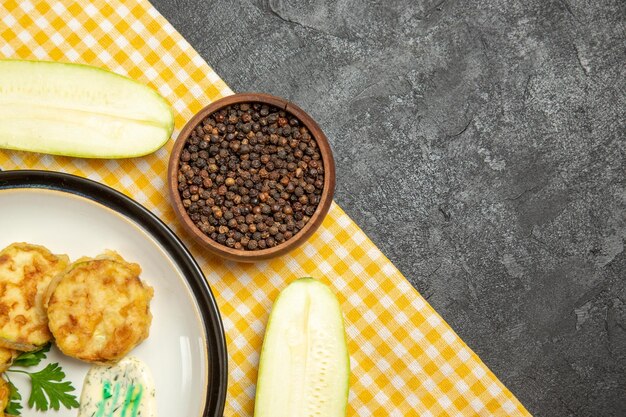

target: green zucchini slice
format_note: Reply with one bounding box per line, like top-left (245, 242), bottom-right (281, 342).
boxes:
top-left (0, 59), bottom-right (174, 158)
top-left (254, 278), bottom-right (350, 417)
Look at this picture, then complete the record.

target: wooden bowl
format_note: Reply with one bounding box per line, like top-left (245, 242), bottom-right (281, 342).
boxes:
top-left (168, 93), bottom-right (336, 263)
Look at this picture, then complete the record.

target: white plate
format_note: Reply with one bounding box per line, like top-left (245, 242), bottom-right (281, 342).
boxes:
top-left (0, 170), bottom-right (227, 417)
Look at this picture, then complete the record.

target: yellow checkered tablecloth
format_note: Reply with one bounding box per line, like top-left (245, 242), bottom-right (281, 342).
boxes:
top-left (0, 1), bottom-right (531, 415)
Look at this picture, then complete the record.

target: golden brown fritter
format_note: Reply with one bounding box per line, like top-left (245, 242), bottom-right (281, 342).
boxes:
top-left (0, 376), bottom-right (9, 417)
top-left (46, 251), bottom-right (153, 364)
top-left (0, 348), bottom-right (16, 373)
top-left (0, 243), bottom-right (69, 351)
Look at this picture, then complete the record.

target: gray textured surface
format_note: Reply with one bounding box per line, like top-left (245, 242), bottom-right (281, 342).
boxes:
top-left (151, 0), bottom-right (626, 415)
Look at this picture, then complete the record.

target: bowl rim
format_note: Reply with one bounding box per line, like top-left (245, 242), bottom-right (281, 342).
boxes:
top-left (168, 92), bottom-right (336, 262)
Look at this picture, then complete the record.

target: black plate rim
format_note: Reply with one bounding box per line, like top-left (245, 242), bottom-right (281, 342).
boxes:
top-left (0, 169), bottom-right (227, 417)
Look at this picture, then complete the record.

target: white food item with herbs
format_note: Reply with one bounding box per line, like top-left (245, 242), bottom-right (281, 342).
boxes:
top-left (78, 356), bottom-right (157, 417)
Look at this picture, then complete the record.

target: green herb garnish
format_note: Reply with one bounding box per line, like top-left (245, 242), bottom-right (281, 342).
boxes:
top-left (4, 380), bottom-right (22, 415)
top-left (5, 343), bottom-right (79, 415)
top-left (11, 343), bottom-right (50, 367)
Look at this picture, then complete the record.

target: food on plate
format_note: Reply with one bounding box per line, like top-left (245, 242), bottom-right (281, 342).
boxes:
top-left (4, 350), bottom-right (80, 415)
top-left (0, 243), bottom-right (154, 415)
top-left (46, 251), bottom-right (153, 364)
top-left (0, 59), bottom-right (174, 159)
top-left (254, 277), bottom-right (350, 417)
top-left (0, 376), bottom-right (10, 417)
top-left (78, 356), bottom-right (156, 417)
top-left (0, 243), bottom-right (69, 351)
top-left (0, 348), bottom-right (16, 373)
top-left (176, 102), bottom-right (325, 251)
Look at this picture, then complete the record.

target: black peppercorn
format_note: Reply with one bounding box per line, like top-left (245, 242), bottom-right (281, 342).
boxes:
top-left (177, 102), bottom-right (325, 251)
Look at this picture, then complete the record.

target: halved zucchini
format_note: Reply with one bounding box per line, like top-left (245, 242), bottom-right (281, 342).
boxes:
top-left (0, 59), bottom-right (174, 158)
top-left (254, 278), bottom-right (350, 417)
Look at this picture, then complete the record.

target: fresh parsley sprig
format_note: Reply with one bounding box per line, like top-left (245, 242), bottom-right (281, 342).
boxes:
top-left (5, 343), bottom-right (79, 415)
top-left (5, 381), bottom-right (22, 415)
top-left (11, 343), bottom-right (50, 368)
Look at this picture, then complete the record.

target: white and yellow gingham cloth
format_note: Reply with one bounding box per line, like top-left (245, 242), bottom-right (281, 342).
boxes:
top-left (0, 1), bottom-right (530, 415)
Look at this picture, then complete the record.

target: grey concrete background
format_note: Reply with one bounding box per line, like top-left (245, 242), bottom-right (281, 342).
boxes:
top-left (151, 0), bottom-right (626, 415)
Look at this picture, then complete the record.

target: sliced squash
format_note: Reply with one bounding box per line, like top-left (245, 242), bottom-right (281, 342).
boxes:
top-left (254, 278), bottom-right (350, 417)
top-left (0, 59), bottom-right (174, 158)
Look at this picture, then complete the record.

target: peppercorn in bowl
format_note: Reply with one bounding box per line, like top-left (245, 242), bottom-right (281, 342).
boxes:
top-left (168, 93), bottom-right (336, 262)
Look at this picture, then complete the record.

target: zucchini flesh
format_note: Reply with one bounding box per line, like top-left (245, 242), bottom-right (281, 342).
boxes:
top-left (0, 59), bottom-right (174, 158)
top-left (254, 278), bottom-right (350, 417)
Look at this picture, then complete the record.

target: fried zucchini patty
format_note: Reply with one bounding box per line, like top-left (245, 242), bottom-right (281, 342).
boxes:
top-left (46, 252), bottom-right (153, 364)
top-left (0, 243), bottom-right (69, 351)
top-left (0, 348), bottom-right (16, 373)
top-left (0, 376), bottom-right (8, 417)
